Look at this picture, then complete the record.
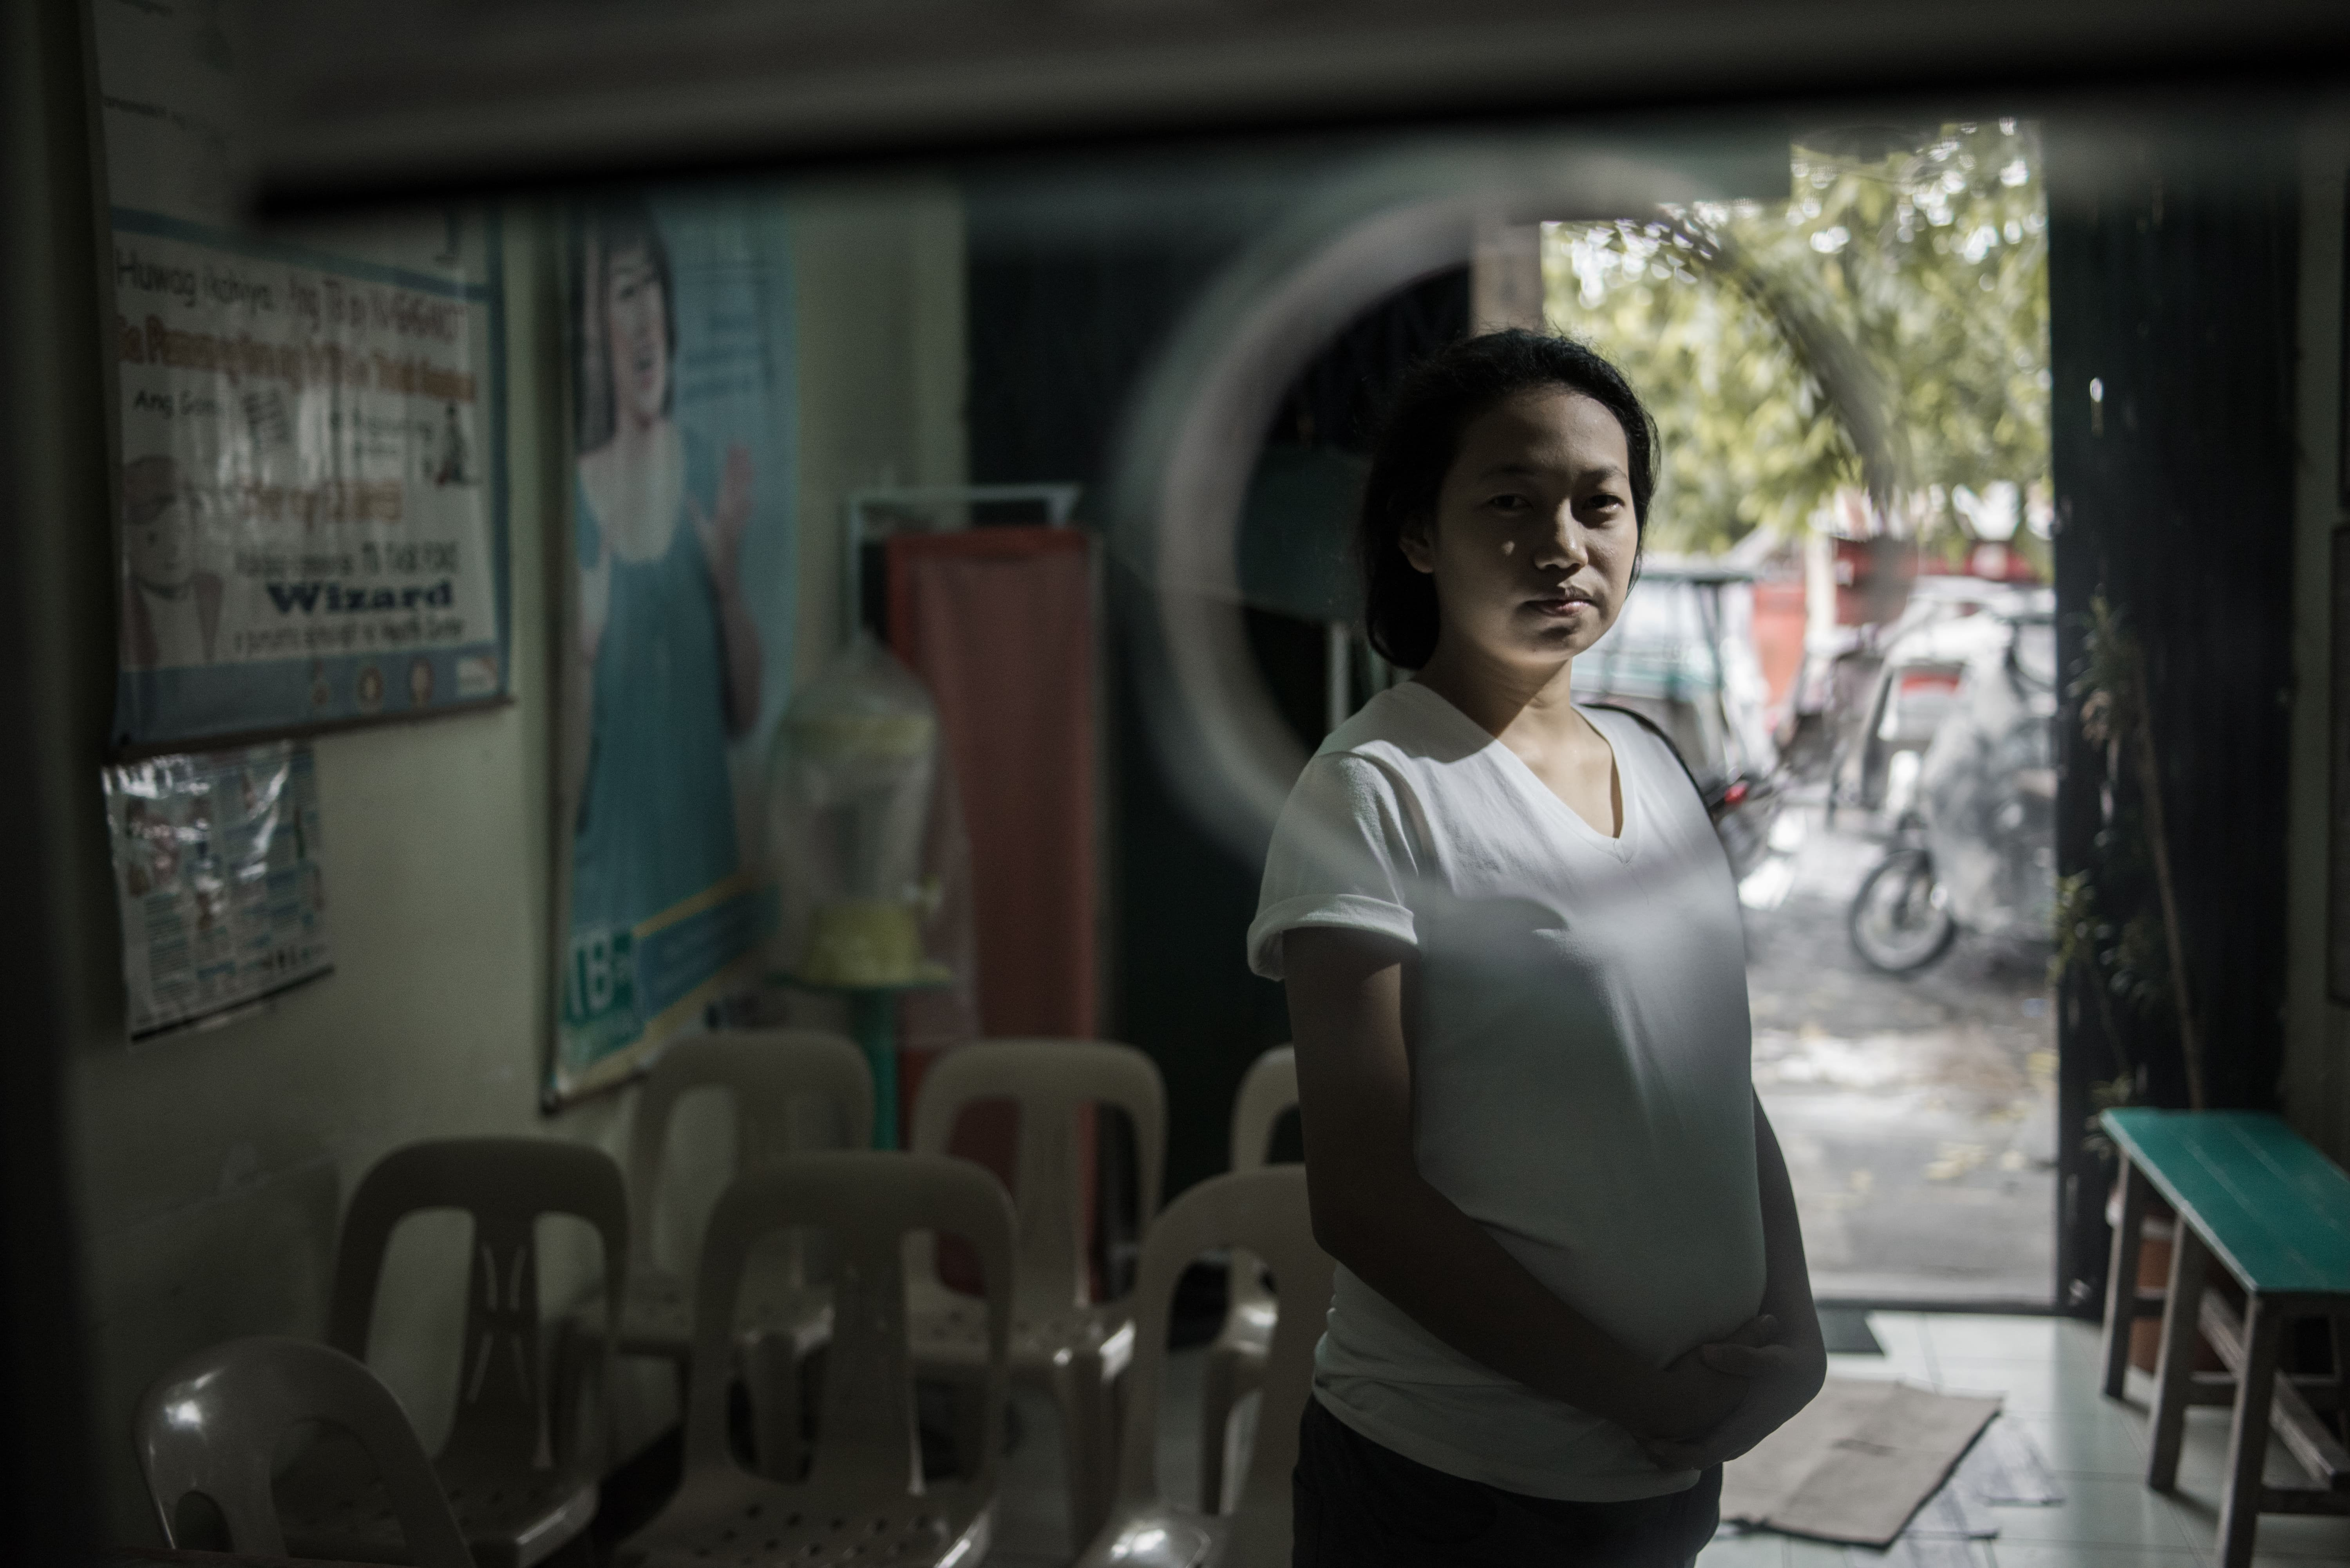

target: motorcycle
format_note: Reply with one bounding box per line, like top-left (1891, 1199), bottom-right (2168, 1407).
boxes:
top-left (1847, 605), bottom-right (2057, 974)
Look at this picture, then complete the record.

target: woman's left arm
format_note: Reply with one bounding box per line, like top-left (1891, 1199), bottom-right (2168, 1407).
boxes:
top-left (693, 442), bottom-right (763, 736)
top-left (1642, 1093), bottom-right (1828, 1469)
top-left (1750, 1091), bottom-right (1825, 1365)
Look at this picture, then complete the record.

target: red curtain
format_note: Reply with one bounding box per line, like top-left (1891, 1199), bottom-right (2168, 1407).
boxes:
top-left (886, 526), bottom-right (1095, 1038)
top-left (887, 527), bottom-right (1099, 1292)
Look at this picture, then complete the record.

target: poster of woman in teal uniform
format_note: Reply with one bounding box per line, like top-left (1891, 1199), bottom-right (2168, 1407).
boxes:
top-left (553, 195), bottom-right (794, 1101)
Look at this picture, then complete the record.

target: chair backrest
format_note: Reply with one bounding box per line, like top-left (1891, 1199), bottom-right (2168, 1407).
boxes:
top-left (1227, 1047), bottom-right (1300, 1315)
top-left (1111, 1167), bottom-right (1335, 1517)
top-left (909, 1038), bottom-right (1165, 1306)
top-left (326, 1138), bottom-right (628, 1468)
top-left (683, 1153), bottom-right (1017, 1502)
top-left (1229, 1046), bottom-right (1298, 1176)
top-left (136, 1335), bottom-right (473, 1567)
top-left (625, 1029), bottom-right (873, 1275)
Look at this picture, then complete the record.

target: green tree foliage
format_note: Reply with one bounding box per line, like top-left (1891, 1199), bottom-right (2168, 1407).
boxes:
top-left (1543, 121), bottom-right (2051, 560)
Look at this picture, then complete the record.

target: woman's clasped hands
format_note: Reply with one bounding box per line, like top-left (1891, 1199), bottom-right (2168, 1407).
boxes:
top-left (1632, 1312), bottom-right (1827, 1472)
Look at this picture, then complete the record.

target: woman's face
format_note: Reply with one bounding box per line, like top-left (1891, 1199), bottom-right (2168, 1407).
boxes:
top-left (603, 244), bottom-right (669, 428)
top-left (1402, 386), bottom-right (1640, 676)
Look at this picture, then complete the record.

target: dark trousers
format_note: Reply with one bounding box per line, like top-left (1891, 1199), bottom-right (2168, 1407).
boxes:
top-left (1292, 1395), bottom-right (1722, 1567)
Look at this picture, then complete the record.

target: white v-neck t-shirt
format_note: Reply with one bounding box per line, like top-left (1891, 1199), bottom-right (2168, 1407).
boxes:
top-left (1248, 681), bottom-right (1766, 1501)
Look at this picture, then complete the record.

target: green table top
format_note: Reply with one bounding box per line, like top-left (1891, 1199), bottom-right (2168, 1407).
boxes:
top-left (2102, 1108), bottom-right (2350, 1297)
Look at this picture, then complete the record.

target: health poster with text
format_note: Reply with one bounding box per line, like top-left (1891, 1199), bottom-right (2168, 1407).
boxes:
top-left (104, 743), bottom-right (332, 1039)
top-left (94, 0), bottom-right (508, 750)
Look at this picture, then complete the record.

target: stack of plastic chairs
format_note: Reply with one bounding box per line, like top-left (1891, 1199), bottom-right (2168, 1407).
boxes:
top-left (277, 1137), bottom-right (627, 1568)
top-left (136, 1335), bottom-right (474, 1566)
top-left (904, 1037), bottom-right (1167, 1550)
top-left (1075, 1164), bottom-right (1335, 1568)
top-left (575, 1029), bottom-right (872, 1478)
top-left (1198, 1045), bottom-right (1298, 1513)
top-left (615, 1151), bottom-right (1017, 1568)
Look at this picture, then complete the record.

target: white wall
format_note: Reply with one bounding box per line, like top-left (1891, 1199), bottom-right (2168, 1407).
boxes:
top-left (16, 29), bottom-right (968, 1526)
top-left (2287, 104), bottom-right (2350, 1163)
top-left (62, 213), bottom-right (615, 1545)
top-left (789, 179), bottom-right (970, 677)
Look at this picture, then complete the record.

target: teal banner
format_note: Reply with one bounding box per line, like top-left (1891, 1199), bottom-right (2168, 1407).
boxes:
top-left (550, 193), bottom-right (797, 1103)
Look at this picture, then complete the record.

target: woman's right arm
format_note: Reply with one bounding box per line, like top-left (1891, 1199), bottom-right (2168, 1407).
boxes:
top-left (1285, 923), bottom-right (1750, 1441)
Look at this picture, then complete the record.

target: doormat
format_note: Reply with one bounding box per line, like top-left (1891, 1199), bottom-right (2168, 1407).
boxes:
top-left (1720, 1378), bottom-right (2001, 1547)
top-left (1818, 1306), bottom-right (1885, 1355)
top-left (1829, 1415), bottom-right (2064, 1566)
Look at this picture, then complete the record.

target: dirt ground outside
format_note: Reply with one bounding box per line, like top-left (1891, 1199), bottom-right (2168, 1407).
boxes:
top-left (1744, 801), bottom-right (2058, 1305)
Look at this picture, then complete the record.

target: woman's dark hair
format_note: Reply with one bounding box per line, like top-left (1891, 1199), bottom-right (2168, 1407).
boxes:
top-left (1358, 329), bottom-right (1658, 670)
top-left (573, 198), bottom-right (677, 452)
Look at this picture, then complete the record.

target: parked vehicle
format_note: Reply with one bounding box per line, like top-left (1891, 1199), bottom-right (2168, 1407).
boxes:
top-left (1848, 600), bottom-right (2058, 972)
top-left (1850, 580), bottom-right (2051, 814)
top-left (1780, 573), bottom-right (2035, 813)
top-left (1577, 559), bottom-right (1784, 881)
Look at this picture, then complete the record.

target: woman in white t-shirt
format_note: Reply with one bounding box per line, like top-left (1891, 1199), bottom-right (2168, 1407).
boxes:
top-left (1252, 331), bottom-right (1824, 1566)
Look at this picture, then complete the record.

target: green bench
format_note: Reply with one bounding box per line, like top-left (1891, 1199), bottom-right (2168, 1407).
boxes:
top-left (2100, 1109), bottom-right (2350, 1568)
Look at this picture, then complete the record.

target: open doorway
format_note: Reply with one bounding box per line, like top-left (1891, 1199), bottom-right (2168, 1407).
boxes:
top-left (1141, 125), bottom-right (2064, 1305)
top-left (1540, 122), bottom-right (2060, 1306)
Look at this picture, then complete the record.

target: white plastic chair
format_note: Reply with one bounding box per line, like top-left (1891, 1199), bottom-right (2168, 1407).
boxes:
top-left (1074, 1165), bottom-right (1335, 1568)
top-left (586, 1029), bottom-right (872, 1476)
top-left (1198, 1045), bottom-right (1297, 1513)
top-left (137, 1335), bottom-right (475, 1567)
top-left (279, 1137), bottom-right (626, 1568)
top-left (907, 1038), bottom-right (1167, 1552)
top-left (616, 1151), bottom-right (1017, 1568)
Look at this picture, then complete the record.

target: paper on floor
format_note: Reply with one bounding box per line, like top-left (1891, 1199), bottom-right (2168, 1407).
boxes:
top-left (1721, 1377), bottom-right (2001, 1546)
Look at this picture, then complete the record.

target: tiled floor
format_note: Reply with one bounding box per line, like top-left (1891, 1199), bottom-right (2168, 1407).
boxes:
top-left (1699, 1313), bottom-right (2350, 1568)
top-left (984, 1313), bottom-right (2350, 1567)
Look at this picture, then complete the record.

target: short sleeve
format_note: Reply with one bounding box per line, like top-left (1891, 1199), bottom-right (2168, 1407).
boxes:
top-left (1247, 752), bottom-right (1422, 980)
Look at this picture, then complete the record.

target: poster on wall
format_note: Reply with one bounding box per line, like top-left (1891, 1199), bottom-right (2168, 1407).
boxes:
top-left (103, 743), bottom-right (332, 1039)
top-left (549, 194), bottom-right (798, 1104)
top-left (94, 0), bottom-right (508, 752)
